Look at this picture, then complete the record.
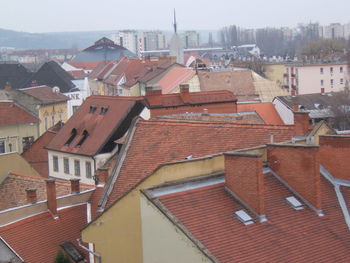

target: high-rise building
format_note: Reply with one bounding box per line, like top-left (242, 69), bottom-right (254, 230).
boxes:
top-left (322, 23), bottom-right (344, 39)
top-left (142, 31), bottom-right (167, 51)
top-left (111, 30), bottom-right (139, 55)
top-left (182, 31), bottom-right (200, 48)
top-left (169, 10), bottom-right (184, 64)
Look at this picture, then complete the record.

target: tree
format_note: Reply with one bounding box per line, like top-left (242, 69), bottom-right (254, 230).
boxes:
top-left (54, 249), bottom-right (71, 263)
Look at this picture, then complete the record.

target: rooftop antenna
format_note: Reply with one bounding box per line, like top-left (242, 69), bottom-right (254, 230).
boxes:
top-left (173, 8), bottom-right (177, 34)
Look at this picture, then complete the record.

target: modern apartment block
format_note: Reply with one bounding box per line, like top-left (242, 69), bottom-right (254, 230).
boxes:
top-left (284, 62), bottom-right (349, 95)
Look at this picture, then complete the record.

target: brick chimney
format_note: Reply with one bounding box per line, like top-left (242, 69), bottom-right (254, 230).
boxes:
top-left (293, 111), bottom-right (310, 136)
top-left (46, 179), bottom-right (57, 216)
top-left (4, 82), bottom-right (12, 90)
top-left (70, 178), bottom-right (80, 194)
top-left (267, 144), bottom-right (322, 213)
top-left (319, 135), bottom-right (350, 181)
top-left (179, 84), bottom-right (190, 104)
top-left (95, 169), bottom-right (108, 185)
top-left (145, 86), bottom-right (162, 105)
top-left (26, 188), bottom-right (37, 204)
top-left (224, 152), bottom-right (265, 219)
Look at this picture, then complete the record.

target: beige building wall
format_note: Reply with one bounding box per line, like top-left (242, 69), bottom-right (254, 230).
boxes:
top-left (264, 64), bottom-right (285, 87)
top-left (170, 75), bottom-right (201, 94)
top-left (140, 194), bottom-right (214, 263)
top-left (39, 102), bottom-right (68, 135)
top-left (0, 152), bottom-right (41, 180)
top-left (82, 155), bottom-right (224, 263)
top-left (0, 123), bottom-right (39, 154)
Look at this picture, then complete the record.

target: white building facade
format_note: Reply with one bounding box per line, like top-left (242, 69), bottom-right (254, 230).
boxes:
top-left (284, 63), bottom-right (349, 95)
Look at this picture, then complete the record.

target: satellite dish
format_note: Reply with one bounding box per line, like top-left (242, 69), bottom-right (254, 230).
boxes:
top-left (52, 86), bottom-right (60, 93)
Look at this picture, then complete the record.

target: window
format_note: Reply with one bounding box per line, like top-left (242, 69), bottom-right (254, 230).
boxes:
top-left (320, 68), bottom-right (324, 74)
top-left (331, 79), bottom-right (334, 86)
top-left (330, 67), bottom-right (333, 74)
top-left (22, 136), bottom-right (34, 152)
top-left (340, 67), bottom-right (343, 73)
top-left (45, 116), bottom-right (48, 131)
top-left (0, 139), bottom-right (5, 154)
top-left (58, 111), bottom-right (63, 121)
top-left (341, 78), bottom-right (344, 85)
top-left (72, 106), bottom-right (79, 113)
top-left (76, 130), bottom-right (89, 148)
top-left (74, 160), bottom-right (80, 176)
top-left (53, 155), bottom-right (59, 172)
top-left (65, 128), bottom-right (77, 146)
top-left (89, 105), bottom-right (97, 114)
top-left (64, 158), bottom-right (69, 174)
top-left (51, 112), bottom-right (55, 127)
top-left (321, 80), bottom-right (324, 86)
top-left (86, 161), bottom-right (92, 178)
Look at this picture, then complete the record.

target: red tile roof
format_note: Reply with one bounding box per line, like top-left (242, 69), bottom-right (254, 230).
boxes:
top-left (155, 67), bottom-right (196, 94)
top-left (46, 95), bottom-right (144, 156)
top-left (101, 119), bottom-right (295, 209)
top-left (156, 175), bottom-right (350, 263)
top-left (68, 69), bottom-right (86, 80)
top-left (237, 102), bottom-right (284, 125)
top-left (20, 86), bottom-right (69, 104)
top-left (0, 102), bottom-right (39, 126)
top-left (68, 61), bottom-right (102, 71)
top-left (0, 172), bottom-right (94, 211)
top-left (22, 122), bottom-right (64, 177)
top-left (198, 70), bottom-right (258, 101)
top-left (145, 90), bottom-right (237, 108)
top-left (0, 204), bottom-right (88, 263)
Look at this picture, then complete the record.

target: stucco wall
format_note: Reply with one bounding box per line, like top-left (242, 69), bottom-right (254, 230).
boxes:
top-left (48, 151), bottom-right (95, 185)
top-left (39, 102), bottom-right (68, 135)
top-left (82, 155), bottom-right (224, 263)
top-left (0, 152), bottom-right (40, 180)
top-left (140, 194), bottom-right (213, 263)
top-left (0, 123), bottom-right (39, 154)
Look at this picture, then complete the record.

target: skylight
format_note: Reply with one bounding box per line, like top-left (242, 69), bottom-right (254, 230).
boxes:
top-left (235, 210), bottom-right (254, 225)
top-left (286, 196), bottom-right (304, 210)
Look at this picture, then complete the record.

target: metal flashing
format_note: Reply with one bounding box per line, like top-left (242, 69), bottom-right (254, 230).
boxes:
top-left (266, 167), bottom-right (324, 216)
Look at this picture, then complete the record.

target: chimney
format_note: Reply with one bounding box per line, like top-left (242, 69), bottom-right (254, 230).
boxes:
top-left (267, 144), bottom-right (322, 214)
top-left (179, 84), bottom-right (190, 104)
top-left (224, 152), bottom-right (266, 221)
top-left (4, 82), bottom-right (12, 90)
top-left (26, 188), bottom-right (37, 204)
top-left (96, 169), bottom-right (108, 185)
top-left (145, 86), bottom-right (162, 104)
top-left (293, 111), bottom-right (310, 136)
top-left (46, 179), bottom-right (57, 216)
top-left (70, 178), bottom-right (80, 193)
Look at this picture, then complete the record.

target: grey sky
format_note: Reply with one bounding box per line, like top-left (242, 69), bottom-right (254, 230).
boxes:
top-left (1, 0), bottom-right (350, 33)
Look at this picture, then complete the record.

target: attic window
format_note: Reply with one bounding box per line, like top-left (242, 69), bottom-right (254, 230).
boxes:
top-left (89, 105), bottom-right (97, 114)
top-left (65, 128), bottom-right (77, 146)
top-left (234, 210), bottom-right (254, 225)
top-left (100, 106), bottom-right (109, 115)
top-left (76, 130), bottom-right (89, 148)
top-left (286, 196), bottom-right (304, 210)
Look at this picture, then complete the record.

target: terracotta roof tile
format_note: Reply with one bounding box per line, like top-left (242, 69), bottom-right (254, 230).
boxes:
top-left (199, 70), bottom-right (258, 101)
top-left (0, 173), bottom-right (94, 211)
top-left (0, 204), bottom-right (89, 263)
top-left (103, 119), bottom-right (295, 209)
top-left (68, 70), bottom-right (86, 80)
top-left (20, 85), bottom-right (69, 104)
top-left (155, 67), bottom-right (196, 94)
top-left (157, 175), bottom-right (350, 263)
top-left (46, 95), bottom-right (144, 156)
top-left (145, 90), bottom-right (237, 108)
top-left (22, 122), bottom-right (64, 177)
top-left (68, 61), bottom-right (102, 71)
top-left (0, 102), bottom-right (39, 125)
top-left (237, 102), bottom-right (284, 125)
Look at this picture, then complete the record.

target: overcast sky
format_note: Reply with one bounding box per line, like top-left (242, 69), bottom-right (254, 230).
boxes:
top-left (1, 0), bottom-right (350, 33)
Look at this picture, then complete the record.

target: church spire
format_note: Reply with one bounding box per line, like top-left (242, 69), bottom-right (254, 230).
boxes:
top-left (173, 9), bottom-right (177, 34)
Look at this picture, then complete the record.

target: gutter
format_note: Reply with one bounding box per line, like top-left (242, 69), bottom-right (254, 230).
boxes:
top-left (77, 238), bottom-right (101, 263)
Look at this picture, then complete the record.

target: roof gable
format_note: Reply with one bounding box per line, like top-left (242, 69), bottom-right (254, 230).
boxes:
top-left (20, 86), bottom-right (69, 104)
top-left (0, 101), bottom-right (39, 125)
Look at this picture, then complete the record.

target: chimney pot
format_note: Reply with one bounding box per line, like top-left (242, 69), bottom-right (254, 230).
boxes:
top-left (70, 178), bottom-right (80, 193)
top-left (26, 188), bottom-right (37, 204)
top-left (46, 179), bottom-right (57, 216)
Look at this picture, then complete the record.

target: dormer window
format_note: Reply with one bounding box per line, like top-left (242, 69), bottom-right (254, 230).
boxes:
top-left (76, 130), bottom-right (89, 148)
top-left (65, 128), bottom-right (77, 146)
top-left (89, 105), bottom-right (97, 114)
top-left (100, 106), bottom-right (109, 115)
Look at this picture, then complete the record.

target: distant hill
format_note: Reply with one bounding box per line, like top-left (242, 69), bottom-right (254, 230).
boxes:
top-left (0, 28), bottom-right (116, 49)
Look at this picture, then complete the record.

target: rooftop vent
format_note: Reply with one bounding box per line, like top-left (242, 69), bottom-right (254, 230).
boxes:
top-left (286, 196), bottom-right (304, 210)
top-left (234, 210), bottom-right (254, 225)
